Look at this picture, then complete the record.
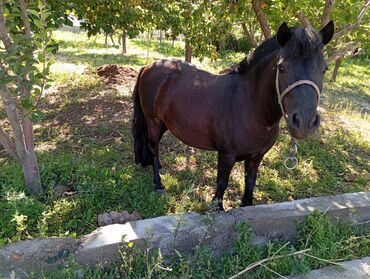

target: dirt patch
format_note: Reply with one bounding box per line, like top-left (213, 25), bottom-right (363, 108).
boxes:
top-left (96, 64), bottom-right (138, 86)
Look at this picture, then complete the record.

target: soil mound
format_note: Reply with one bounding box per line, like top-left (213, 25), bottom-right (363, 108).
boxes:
top-left (96, 64), bottom-right (138, 85)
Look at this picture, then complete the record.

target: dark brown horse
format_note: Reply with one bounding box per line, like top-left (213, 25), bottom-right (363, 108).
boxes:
top-left (132, 22), bottom-right (334, 210)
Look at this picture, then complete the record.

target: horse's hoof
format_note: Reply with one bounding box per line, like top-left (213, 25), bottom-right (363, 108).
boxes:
top-left (241, 201), bottom-right (253, 207)
top-left (210, 198), bottom-right (224, 212)
top-left (155, 188), bottom-right (165, 194)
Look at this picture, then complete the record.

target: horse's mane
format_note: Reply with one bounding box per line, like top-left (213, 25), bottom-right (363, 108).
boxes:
top-left (224, 26), bottom-right (323, 75)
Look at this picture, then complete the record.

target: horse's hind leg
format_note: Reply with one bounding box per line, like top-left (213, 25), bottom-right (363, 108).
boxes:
top-left (147, 118), bottom-right (165, 192)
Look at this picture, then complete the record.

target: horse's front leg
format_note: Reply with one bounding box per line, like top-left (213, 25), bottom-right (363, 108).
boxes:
top-left (213, 152), bottom-right (236, 211)
top-left (242, 155), bottom-right (264, 206)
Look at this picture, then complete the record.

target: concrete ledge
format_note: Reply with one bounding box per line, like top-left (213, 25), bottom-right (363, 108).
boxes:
top-left (288, 256), bottom-right (370, 279)
top-left (1, 191), bottom-right (369, 278)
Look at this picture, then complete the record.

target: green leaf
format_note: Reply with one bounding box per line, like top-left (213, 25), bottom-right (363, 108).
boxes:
top-left (37, 52), bottom-right (45, 63)
top-left (28, 9), bottom-right (39, 17)
top-left (33, 19), bottom-right (43, 29)
top-left (20, 98), bottom-right (33, 111)
top-left (30, 111), bottom-right (43, 123)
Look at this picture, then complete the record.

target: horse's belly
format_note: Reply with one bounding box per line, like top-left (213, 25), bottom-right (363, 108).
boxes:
top-left (166, 123), bottom-right (216, 151)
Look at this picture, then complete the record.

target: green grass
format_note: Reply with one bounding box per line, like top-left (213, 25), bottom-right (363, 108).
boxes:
top-left (0, 30), bottom-right (369, 245)
top-left (37, 212), bottom-right (370, 278)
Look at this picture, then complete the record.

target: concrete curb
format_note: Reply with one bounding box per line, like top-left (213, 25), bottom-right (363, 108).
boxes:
top-left (1, 191), bottom-right (369, 278)
top-left (288, 256), bottom-right (370, 279)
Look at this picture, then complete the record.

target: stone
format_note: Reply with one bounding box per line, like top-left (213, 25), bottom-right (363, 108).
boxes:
top-left (97, 210), bottom-right (142, 226)
top-left (130, 211), bottom-right (142, 221)
top-left (0, 238), bottom-right (78, 278)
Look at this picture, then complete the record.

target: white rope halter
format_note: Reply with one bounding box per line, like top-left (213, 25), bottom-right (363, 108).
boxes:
top-left (275, 67), bottom-right (321, 170)
top-left (275, 68), bottom-right (321, 119)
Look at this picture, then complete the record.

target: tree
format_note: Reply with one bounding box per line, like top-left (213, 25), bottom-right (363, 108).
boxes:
top-left (73, 0), bottom-right (146, 54)
top-left (161, 0), bottom-right (235, 62)
top-left (0, 0), bottom-right (57, 194)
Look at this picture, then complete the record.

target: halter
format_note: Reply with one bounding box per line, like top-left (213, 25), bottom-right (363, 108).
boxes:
top-left (275, 67), bottom-right (321, 170)
top-left (275, 68), bottom-right (321, 120)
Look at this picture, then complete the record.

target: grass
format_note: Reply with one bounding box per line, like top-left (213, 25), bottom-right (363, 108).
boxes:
top-left (0, 30), bottom-right (369, 245)
top-left (36, 212), bottom-right (370, 278)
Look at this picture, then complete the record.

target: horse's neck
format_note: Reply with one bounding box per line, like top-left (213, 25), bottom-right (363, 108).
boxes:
top-left (248, 54), bottom-right (282, 127)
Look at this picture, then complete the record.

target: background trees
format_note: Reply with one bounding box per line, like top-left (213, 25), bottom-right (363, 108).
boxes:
top-left (69, 0), bottom-right (368, 64)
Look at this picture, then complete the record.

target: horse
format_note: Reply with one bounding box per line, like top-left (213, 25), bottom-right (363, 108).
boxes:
top-left (132, 21), bottom-right (334, 210)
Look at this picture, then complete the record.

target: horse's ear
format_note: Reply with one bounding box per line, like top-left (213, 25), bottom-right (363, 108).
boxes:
top-left (276, 22), bottom-right (292, 47)
top-left (320, 20), bottom-right (334, 45)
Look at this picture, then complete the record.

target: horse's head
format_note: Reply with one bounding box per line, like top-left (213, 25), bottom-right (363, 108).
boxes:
top-left (275, 21), bottom-right (334, 139)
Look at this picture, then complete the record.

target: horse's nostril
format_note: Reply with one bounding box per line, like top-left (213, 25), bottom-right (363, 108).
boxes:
top-left (292, 113), bottom-right (300, 129)
top-left (310, 114), bottom-right (320, 128)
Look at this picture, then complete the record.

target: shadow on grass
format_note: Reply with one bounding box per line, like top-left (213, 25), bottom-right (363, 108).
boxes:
top-left (56, 51), bottom-right (154, 68)
top-left (323, 58), bottom-right (370, 115)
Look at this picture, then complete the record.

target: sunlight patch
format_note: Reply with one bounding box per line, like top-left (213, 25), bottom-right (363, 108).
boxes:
top-left (51, 62), bottom-right (86, 74)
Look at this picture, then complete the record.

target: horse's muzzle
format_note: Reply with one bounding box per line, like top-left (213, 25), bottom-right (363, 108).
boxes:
top-left (287, 112), bottom-right (320, 139)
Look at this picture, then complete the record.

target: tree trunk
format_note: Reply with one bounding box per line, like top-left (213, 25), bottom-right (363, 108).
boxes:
top-left (219, 39), bottom-right (225, 53)
top-left (121, 30), bottom-right (127, 54)
top-left (110, 34), bottom-right (115, 46)
top-left (321, 0), bottom-right (333, 28)
top-left (22, 151), bottom-right (42, 195)
top-left (251, 0), bottom-right (272, 39)
top-left (331, 58), bottom-right (342, 82)
top-left (159, 30), bottom-right (163, 45)
top-left (241, 22), bottom-right (257, 47)
top-left (185, 42), bottom-right (192, 63)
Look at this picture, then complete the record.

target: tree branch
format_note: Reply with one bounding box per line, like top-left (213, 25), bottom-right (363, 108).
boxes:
top-left (358, 0), bottom-right (370, 22)
top-left (295, 11), bottom-right (313, 29)
top-left (328, 42), bottom-right (358, 61)
top-left (251, 0), bottom-right (272, 39)
top-left (332, 24), bottom-right (357, 40)
top-left (321, 0), bottom-right (333, 28)
top-left (241, 22), bottom-right (257, 47)
top-left (332, 0), bottom-right (370, 40)
top-left (18, 0), bottom-right (32, 39)
top-left (0, 0), bottom-right (13, 50)
top-left (0, 124), bottom-right (19, 160)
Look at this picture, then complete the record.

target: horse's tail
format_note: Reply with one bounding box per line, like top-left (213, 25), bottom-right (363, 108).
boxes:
top-left (132, 67), bottom-right (153, 166)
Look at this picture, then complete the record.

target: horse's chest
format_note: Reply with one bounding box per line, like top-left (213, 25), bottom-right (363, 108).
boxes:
top-left (233, 125), bottom-right (279, 156)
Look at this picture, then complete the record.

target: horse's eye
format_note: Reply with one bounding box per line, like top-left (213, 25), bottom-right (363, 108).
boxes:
top-left (278, 64), bottom-right (286, 73)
